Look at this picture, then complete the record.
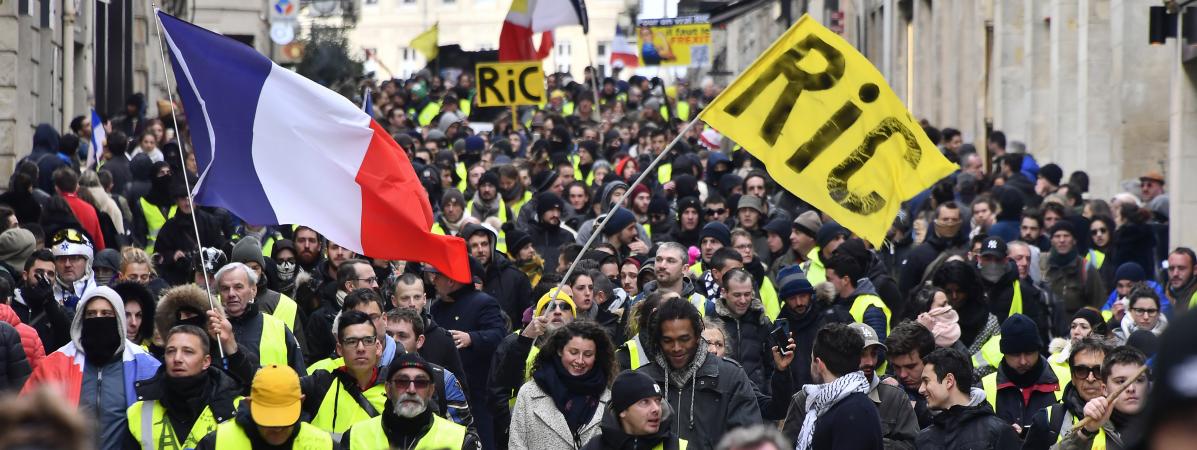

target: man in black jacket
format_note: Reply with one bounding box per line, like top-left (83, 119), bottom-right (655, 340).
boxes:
top-left (978, 237), bottom-right (1048, 342)
top-left (899, 202), bottom-right (968, 296)
top-left (582, 370), bottom-right (684, 450)
top-left (391, 273), bottom-right (466, 385)
top-left (428, 258), bottom-right (506, 450)
top-left (915, 348), bottom-right (1020, 450)
top-left (153, 183), bottom-right (226, 286)
top-left (712, 269), bottom-right (774, 395)
top-left (12, 249), bottom-right (71, 353)
top-left (1021, 338), bottom-right (1110, 450)
top-left (526, 192), bottom-right (575, 274)
top-left (462, 223), bottom-right (532, 329)
top-left (782, 322), bottom-right (881, 450)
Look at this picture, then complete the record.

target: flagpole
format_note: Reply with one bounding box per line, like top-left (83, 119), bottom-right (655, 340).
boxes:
top-left (584, 34), bottom-right (601, 121)
top-left (149, 5), bottom-right (227, 365)
top-left (551, 116), bottom-right (701, 303)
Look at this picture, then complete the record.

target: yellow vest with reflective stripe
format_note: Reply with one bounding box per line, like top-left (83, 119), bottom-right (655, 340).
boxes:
top-left (310, 375), bottom-right (388, 435)
top-left (804, 247), bottom-right (826, 285)
top-left (690, 262), bottom-right (704, 277)
top-left (1010, 280), bottom-right (1024, 317)
top-left (657, 163), bottom-right (672, 185)
top-left (509, 191), bottom-right (533, 217)
top-left (266, 294), bottom-right (300, 333)
top-left (982, 369), bottom-right (1065, 410)
top-left (418, 101), bottom-right (441, 127)
top-left (1086, 249), bottom-right (1106, 270)
top-left (655, 439), bottom-right (689, 450)
top-left (625, 337), bottom-right (649, 369)
top-left (346, 413), bottom-right (466, 450)
top-left (456, 162), bottom-right (468, 192)
top-left (677, 102), bottom-right (691, 121)
top-left (760, 277), bottom-right (780, 321)
top-left (973, 334), bottom-right (1002, 370)
top-left (140, 197), bottom-right (177, 254)
top-left (467, 198), bottom-right (509, 223)
top-left (212, 419), bottom-right (332, 449)
top-left (1044, 405), bottom-right (1107, 448)
top-left (848, 294), bottom-right (891, 334)
top-left (258, 313), bottom-right (290, 368)
top-left (127, 399), bottom-right (238, 450)
top-left (508, 343), bottom-right (540, 408)
top-left (459, 98), bottom-right (472, 117)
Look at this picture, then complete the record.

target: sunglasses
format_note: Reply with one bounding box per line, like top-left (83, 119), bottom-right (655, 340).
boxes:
top-left (705, 208), bottom-right (726, 216)
top-left (391, 378), bottom-right (433, 390)
top-left (1072, 364), bottom-right (1102, 380)
top-left (544, 301), bottom-right (573, 312)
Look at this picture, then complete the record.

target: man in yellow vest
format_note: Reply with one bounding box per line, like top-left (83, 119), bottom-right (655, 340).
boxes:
top-left (341, 352), bottom-right (478, 449)
top-left (1021, 338), bottom-right (1110, 450)
top-left (803, 222), bottom-right (850, 286)
top-left (230, 236), bottom-right (308, 361)
top-left (582, 370), bottom-right (687, 450)
top-left (979, 236), bottom-right (1048, 335)
top-left (1055, 346), bottom-right (1150, 450)
top-left (980, 314), bottom-right (1063, 437)
top-left (194, 365), bottom-right (333, 449)
top-left (490, 289), bottom-right (576, 447)
top-left (125, 324), bottom-right (246, 450)
top-left (1165, 248), bottom-right (1197, 315)
top-left (214, 262), bottom-right (306, 375)
top-left (825, 254), bottom-right (891, 341)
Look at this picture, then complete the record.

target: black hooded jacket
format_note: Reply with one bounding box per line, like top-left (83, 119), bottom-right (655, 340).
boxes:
top-left (581, 408), bottom-right (685, 450)
top-left (28, 124), bottom-right (68, 193)
top-left (899, 227), bottom-right (968, 296)
top-left (915, 402), bottom-right (1021, 450)
top-left (462, 223), bottom-right (533, 327)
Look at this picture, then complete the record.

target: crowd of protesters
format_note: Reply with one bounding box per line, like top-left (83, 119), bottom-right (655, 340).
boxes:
top-left (0, 66), bottom-right (1193, 450)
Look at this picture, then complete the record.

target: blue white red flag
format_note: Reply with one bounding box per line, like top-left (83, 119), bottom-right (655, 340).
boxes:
top-left (157, 11), bottom-right (471, 283)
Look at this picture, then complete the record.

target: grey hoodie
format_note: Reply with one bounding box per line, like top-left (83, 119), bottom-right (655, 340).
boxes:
top-left (71, 286), bottom-right (129, 359)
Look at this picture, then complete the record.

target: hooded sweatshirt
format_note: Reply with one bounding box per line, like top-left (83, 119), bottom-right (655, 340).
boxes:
top-left (22, 286), bottom-right (160, 450)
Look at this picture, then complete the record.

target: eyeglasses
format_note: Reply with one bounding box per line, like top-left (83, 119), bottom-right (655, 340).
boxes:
top-left (355, 277), bottom-right (379, 285)
top-left (1091, 228), bottom-right (1108, 235)
top-left (545, 301), bottom-right (573, 312)
top-left (1071, 364), bottom-right (1102, 380)
top-left (1130, 307), bottom-right (1160, 316)
top-left (391, 378), bottom-right (433, 390)
top-left (340, 335), bottom-right (379, 347)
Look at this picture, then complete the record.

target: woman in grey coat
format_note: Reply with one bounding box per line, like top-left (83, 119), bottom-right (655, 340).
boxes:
top-left (509, 321), bottom-right (617, 450)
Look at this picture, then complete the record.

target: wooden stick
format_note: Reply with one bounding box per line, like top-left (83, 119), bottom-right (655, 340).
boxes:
top-left (1070, 363), bottom-right (1150, 432)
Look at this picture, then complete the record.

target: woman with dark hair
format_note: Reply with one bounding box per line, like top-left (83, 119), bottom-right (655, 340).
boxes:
top-left (1113, 284), bottom-right (1168, 345)
top-left (932, 260), bottom-right (1001, 376)
top-left (509, 321), bottom-right (615, 450)
top-left (1086, 215), bottom-right (1118, 289)
top-left (1112, 202), bottom-right (1158, 282)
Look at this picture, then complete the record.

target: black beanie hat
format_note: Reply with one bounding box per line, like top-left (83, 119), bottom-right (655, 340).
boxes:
top-left (999, 314), bottom-right (1042, 354)
top-left (1038, 163), bottom-right (1063, 186)
top-left (610, 370), bottom-right (663, 414)
top-left (532, 170), bottom-right (559, 193)
top-left (503, 223), bottom-right (532, 257)
top-left (1071, 308), bottom-right (1108, 336)
top-left (815, 222), bottom-right (850, 249)
top-left (478, 170), bottom-right (500, 188)
top-left (602, 207), bottom-right (637, 236)
top-left (536, 192), bottom-right (564, 216)
top-left (700, 222), bottom-right (731, 247)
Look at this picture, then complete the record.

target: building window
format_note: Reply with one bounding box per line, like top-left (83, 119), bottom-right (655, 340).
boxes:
top-left (556, 41), bottom-right (570, 57)
top-left (597, 42), bottom-right (607, 57)
top-left (556, 64), bottom-right (570, 73)
top-left (365, 0), bottom-right (378, 5)
top-left (402, 0), bottom-right (416, 4)
top-left (443, 0), bottom-right (454, 5)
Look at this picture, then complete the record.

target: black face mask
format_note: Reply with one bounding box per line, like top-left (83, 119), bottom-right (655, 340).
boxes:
top-left (81, 316), bottom-right (122, 366)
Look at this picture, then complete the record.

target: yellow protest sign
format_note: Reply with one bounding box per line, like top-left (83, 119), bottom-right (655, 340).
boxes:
top-left (700, 14), bottom-right (956, 245)
top-left (637, 15), bottom-right (711, 67)
top-left (475, 61), bottom-right (544, 107)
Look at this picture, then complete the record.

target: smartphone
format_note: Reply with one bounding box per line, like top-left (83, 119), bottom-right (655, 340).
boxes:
top-left (771, 319), bottom-right (791, 355)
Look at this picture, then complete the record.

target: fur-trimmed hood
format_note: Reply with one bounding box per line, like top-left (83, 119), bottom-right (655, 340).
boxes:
top-left (154, 284), bottom-right (216, 339)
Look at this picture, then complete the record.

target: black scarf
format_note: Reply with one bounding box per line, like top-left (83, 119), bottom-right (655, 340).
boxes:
top-left (1049, 248), bottom-right (1079, 269)
top-left (1002, 358), bottom-right (1045, 388)
top-left (532, 357), bottom-right (606, 434)
top-left (162, 371), bottom-right (210, 438)
top-left (957, 301), bottom-right (990, 349)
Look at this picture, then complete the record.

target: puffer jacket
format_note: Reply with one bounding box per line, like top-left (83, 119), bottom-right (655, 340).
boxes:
top-left (0, 320), bottom-right (31, 391)
top-left (638, 354), bottom-right (762, 450)
top-left (508, 380), bottom-right (610, 450)
top-left (0, 302), bottom-right (44, 371)
top-left (915, 402), bottom-right (1021, 450)
top-left (712, 295), bottom-right (774, 394)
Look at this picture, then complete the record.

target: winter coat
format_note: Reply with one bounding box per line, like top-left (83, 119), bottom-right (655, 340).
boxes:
top-left (254, 286), bottom-right (309, 362)
top-left (509, 380), bottom-right (610, 450)
top-left (431, 284), bottom-right (507, 448)
top-left (916, 402), bottom-right (1022, 450)
top-left (983, 265), bottom-right (1049, 343)
top-left (153, 209), bottom-right (227, 285)
top-left (985, 358), bottom-right (1061, 429)
top-left (1112, 311), bottom-right (1168, 345)
top-left (637, 355), bottom-right (762, 450)
top-left (0, 302), bottom-right (45, 371)
top-left (11, 284), bottom-right (75, 354)
top-left (28, 124), bottom-right (68, 193)
top-left (1102, 280), bottom-right (1171, 317)
top-left (227, 303), bottom-right (307, 376)
top-left (0, 188), bottom-right (42, 224)
top-left (1041, 255), bottom-right (1106, 314)
top-left (22, 287), bottom-right (161, 450)
top-left (1166, 276), bottom-right (1197, 316)
top-left (528, 217), bottom-right (578, 274)
top-left (782, 380), bottom-right (917, 450)
top-left (776, 301), bottom-right (852, 388)
top-left (0, 320), bottom-right (31, 391)
top-left (863, 252), bottom-right (905, 319)
top-left (899, 228), bottom-right (968, 297)
top-left (581, 407), bottom-right (685, 450)
top-left (1111, 223), bottom-right (1158, 282)
top-left (119, 364), bottom-right (244, 450)
top-left (846, 278), bottom-right (890, 343)
top-left (419, 313), bottom-right (468, 393)
top-left (1023, 384), bottom-right (1088, 450)
top-left (713, 295), bottom-right (774, 395)
top-left (489, 333), bottom-right (538, 450)
top-left (462, 223), bottom-right (533, 328)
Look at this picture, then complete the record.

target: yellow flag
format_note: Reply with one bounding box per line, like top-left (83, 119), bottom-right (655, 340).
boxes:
top-left (700, 14), bottom-right (956, 246)
top-left (411, 24), bottom-right (439, 61)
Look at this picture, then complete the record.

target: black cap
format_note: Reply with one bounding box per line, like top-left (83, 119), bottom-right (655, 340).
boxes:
top-left (610, 370), bottom-right (663, 414)
top-left (386, 352), bottom-right (434, 380)
top-left (980, 236), bottom-right (1007, 258)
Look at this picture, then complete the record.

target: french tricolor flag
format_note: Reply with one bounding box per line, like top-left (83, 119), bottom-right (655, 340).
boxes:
top-left (157, 11), bottom-right (471, 283)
